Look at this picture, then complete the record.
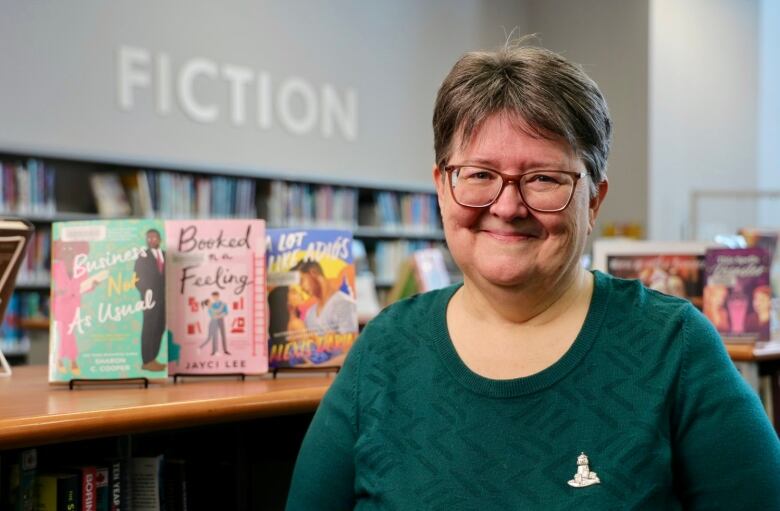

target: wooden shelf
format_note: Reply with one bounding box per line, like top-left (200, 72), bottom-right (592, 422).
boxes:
top-left (0, 365), bottom-right (333, 450)
top-left (725, 341), bottom-right (780, 362)
top-left (19, 318), bottom-right (50, 330)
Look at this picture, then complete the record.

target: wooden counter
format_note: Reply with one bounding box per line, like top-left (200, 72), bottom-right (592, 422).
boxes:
top-left (725, 341), bottom-right (780, 362)
top-left (0, 365), bottom-right (333, 450)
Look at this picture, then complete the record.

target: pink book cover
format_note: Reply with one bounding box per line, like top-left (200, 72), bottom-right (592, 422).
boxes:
top-left (165, 220), bottom-right (267, 375)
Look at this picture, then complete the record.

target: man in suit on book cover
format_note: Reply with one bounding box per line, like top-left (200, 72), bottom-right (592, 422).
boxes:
top-left (134, 228), bottom-right (166, 371)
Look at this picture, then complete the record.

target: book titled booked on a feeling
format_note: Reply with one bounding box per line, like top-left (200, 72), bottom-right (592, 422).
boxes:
top-left (49, 219), bottom-right (168, 383)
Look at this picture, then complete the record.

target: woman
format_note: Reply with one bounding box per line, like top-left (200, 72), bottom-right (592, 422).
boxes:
top-left (287, 43), bottom-right (780, 509)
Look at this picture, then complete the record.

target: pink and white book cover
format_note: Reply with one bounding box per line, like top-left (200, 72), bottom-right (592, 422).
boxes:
top-left (165, 220), bottom-right (267, 374)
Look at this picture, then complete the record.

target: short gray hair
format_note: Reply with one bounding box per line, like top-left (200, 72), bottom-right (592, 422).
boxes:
top-left (433, 43), bottom-right (612, 195)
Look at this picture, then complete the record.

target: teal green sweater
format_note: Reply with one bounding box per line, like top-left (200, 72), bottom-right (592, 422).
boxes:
top-left (287, 271), bottom-right (780, 509)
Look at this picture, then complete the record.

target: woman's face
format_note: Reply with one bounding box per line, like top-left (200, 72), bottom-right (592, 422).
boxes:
top-left (433, 113), bottom-right (607, 291)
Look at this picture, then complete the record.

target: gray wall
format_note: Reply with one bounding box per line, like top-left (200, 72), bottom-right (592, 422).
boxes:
top-left (649, 0), bottom-right (760, 240)
top-left (525, 0), bottom-right (650, 238)
top-left (758, 0), bottom-right (780, 225)
top-left (0, 0), bottom-right (528, 191)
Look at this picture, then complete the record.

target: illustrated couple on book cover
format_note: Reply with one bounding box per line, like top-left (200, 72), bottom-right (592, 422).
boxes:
top-left (267, 228), bottom-right (358, 369)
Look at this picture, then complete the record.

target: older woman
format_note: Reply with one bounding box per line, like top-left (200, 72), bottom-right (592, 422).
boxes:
top-left (287, 44), bottom-right (780, 509)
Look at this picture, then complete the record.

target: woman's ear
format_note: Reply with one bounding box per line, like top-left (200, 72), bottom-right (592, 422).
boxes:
top-left (433, 163), bottom-right (446, 208)
top-left (587, 179), bottom-right (609, 235)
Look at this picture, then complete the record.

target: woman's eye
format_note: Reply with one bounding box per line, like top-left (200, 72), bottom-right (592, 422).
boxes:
top-left (527, 173), bottom-right (561, 184)
top-left (461, 168), bottom-right (495, 181)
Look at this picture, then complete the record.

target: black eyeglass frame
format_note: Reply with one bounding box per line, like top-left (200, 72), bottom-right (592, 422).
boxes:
top-left (442, 165), bottom-right (588, 213)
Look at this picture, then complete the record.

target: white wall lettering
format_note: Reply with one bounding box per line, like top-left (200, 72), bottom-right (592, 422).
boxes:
top-left (178, 58), bottom-right (219, 123)
top-left (116, 45), bottom-right (358, 140)
top-left (222, 64), bottom-right (253, 126)
top-left (117, 45), bottom-right (151, 111)
top-left (277, 77), bottom-right (318, 135)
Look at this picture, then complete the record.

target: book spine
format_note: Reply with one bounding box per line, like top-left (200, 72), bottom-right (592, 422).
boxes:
top-left (81, 466), bottom-right (97, 511)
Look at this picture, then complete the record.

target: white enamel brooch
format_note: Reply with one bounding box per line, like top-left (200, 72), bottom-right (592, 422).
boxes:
top-left (567, 452), bottom-right (601, 488)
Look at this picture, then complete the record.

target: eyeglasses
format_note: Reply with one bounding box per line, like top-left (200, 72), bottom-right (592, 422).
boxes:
top-left (442, 165), bottom-right (587, 212)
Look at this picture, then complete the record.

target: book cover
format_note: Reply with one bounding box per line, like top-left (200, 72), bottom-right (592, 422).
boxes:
top-left (35, 472), bottom-right (80, 511)
top-left (704, 247), bottom-right (772, 341)
top-left (165, 220), bottom-right (267, 375)
top-left (48, 220), bottom-right (168, 383)
top-left (130, 456), bottom-right (163, 511)
top-left (78, 466), bottom-right (97, 511)
top-left (108, 458), bottom-right (132, 511)
top-left (592, 240), bottom-right (713, 309)
top-left (412, 248), bottom-right (450, 292)
top-left (95, 467), bottom-right (109, 511)
top-left (266, 229), bottom-right (358, 368)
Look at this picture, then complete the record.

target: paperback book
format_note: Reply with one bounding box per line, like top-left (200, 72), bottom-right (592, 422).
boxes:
top-left (266, 228), bottom-right (358, 369)
top-left (166, 219), bottom-right (267, 375)
top-left (704, 247), bottom-right (772, 342)
top-left (592, 240), bottom-right (712, 309)
top-left (49, 219), bottom-right (168, 383)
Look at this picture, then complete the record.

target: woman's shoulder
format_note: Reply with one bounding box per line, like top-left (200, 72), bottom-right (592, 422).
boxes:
top-left (596, 270), bottom-right (695, 317)
top-left (595, 270), bottom-right (720, 348)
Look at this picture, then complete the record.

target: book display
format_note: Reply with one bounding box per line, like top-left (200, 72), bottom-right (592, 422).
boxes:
top-left (0, 152), bottom-right (445, 364)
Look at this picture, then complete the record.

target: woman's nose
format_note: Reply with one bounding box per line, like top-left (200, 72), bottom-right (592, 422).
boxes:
top-left (488, 180), bottom-right (530, 219)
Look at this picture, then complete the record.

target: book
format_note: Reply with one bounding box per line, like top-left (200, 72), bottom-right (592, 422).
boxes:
top-left (95, 467), bottom-right (109, 511)
top-left (77, 466), bottom-right (98, 511)
top-left (162, 459), bottom-right (188, 511)
top-left (165, 220), bottom-right (268, 375)
top-left (266, 229), bottom-right (358, 369)
top-left (108, 458), bottom-right (132, 511)
top-left (412, 248), bottom-right (451, 292)
top-left (89, 174), bottom-right (132, 218)
top-left (704, 247), bottom-right (772, 342)
top-left (35, 472), bottom-right (80, 511)
top-left (592, 240), bottom-right (713, 309)
top-left (7, 448), bottom-right (36, 511)
top-left (130, 456), bottom-right (163, 511)
top-left (48, 220), bottom-right (168, 383)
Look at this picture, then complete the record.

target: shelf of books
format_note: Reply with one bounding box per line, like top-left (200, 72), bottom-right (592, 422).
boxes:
top-left (0, 364), bottom-right (331, 510)
top-left (0, 153), bottom-right (448, 365)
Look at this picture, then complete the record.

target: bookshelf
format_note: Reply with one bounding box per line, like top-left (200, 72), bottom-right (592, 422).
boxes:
top-left (0, 365), bottom-right (332, 510)
top-left (0, 153), bottom-right (446, 362)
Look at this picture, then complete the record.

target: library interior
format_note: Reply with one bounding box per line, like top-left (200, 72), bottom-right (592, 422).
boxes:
top-left (1, 1), bottom-right (779, 509)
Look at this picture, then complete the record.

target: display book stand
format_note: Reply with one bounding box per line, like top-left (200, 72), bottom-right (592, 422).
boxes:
top-left (63, 365), bottom-right (341, 389)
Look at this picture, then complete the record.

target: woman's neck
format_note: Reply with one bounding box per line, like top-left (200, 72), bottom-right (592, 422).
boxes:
top-left (458, 266), bottom-right (593, 328)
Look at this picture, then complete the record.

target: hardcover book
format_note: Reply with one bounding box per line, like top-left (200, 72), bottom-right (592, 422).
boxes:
top-left (48, 220), bottom-right (168, 383)
top-left (266, 228), bottom-right (358, 369)
top-left (704, 247), bottom-right (772, 342)
top-left (165, 219), bottom-right (267, 375)
top-left (592, 240), bottom-right (713, 309)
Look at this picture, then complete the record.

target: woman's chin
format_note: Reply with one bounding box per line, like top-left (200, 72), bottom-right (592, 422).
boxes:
top-left (468, 265), bottom-right (537, 289)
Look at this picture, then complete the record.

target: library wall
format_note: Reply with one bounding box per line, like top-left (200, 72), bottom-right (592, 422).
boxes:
top-left (0, 0), bottom-right (528, 190)
top-left (649, 0), bottom-right (761, 241)
top-left (758, 0), bottom-right (780, 225)
top-left (524, 0), bottom-right (650, 240)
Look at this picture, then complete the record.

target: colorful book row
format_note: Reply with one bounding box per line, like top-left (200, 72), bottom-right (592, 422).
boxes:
top-left (47, 220), bottom-right (358, 383)
top-left (267, 181), bottom-right (358, 228)
top-left (0, 159), bottom-right (55, 215)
